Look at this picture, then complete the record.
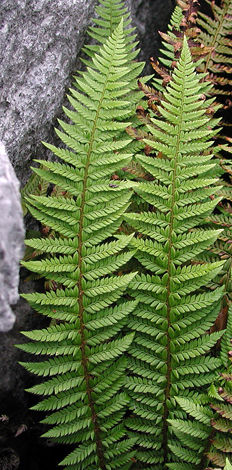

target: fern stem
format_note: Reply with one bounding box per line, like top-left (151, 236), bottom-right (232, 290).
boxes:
top-left (79, 288), bottom-right (106, 469)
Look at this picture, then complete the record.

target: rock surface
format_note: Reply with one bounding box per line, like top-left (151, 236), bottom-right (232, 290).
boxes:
top-left (0, 0), bottom-right (174, 187)
top-left (0, 0), bottom-right (98, 187)
top-left (0, 142), bottom-right (25, 332)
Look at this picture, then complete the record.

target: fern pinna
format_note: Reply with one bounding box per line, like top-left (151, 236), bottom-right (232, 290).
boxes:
top-left (18, 19), bottom-right (145, 470)
top-left (124, 36), bottom-right (225, 469)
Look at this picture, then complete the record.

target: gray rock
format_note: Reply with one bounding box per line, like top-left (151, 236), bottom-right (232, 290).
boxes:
top-left (0, 0), bottom-right (174, 187)
top-left (0, 142), bottom-right (25, 332)
top-left (0, 0), bottom-right (97, 186)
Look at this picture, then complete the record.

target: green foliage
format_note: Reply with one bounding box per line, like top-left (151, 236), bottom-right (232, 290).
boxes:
top-left (21, 166), bottom-right (49, 217)
top-left (124, 36), bottom-right (225, 469)
top-left (150, 0), bottom-right (214, 94)
top-left (169, 326), bottom-right (232, 469)
top-left (21, 0), bottom-right (148, 284)
top-left (19, 1), bottom-right (232, 469)
top-left (180, 0), bottom-right (232, 341)
top-left (20, 0), bottom-right (148, 219)
top-left (82, 0), bottom-right (137, 60)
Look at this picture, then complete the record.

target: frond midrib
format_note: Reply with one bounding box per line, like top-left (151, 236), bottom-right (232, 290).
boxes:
top-left (161, 45), bottom-right (188, 463)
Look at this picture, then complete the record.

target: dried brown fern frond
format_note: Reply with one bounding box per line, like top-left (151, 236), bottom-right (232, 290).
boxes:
top-left (197, 0), bottom-right (232, 100)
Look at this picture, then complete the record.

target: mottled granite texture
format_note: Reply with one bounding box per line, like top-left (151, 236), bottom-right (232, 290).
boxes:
top-left (0, 0), bottom-right (174, 186)
top-left (0, 141), bottom-right (24, 332)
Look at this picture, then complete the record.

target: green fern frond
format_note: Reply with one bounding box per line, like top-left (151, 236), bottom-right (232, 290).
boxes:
top-left (124, 36), bottom-right (225, 469)
top-left (79, 0), bottom-right (150, 135)
top-left (150, 0), bottom-right (214, 97)
top-left (83, 0), bottom-right (134, 56)
top-left (145, 0), bottom-right (232, 301)
top-left (21, 166), bottom-right (50, 216)
top-left (18, 15), bottom-right (146, 470)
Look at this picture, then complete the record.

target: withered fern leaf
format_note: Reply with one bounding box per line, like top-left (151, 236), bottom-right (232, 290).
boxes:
top-left (197, 0), bottom-right (232, 99)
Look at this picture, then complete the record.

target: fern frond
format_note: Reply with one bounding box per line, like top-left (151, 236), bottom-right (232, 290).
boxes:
top-left (19, 13), bottom-right (145, 470)
top-left (197, 0), bottom-right (232, 98)
top-left (78, 0), bottom-right (150, 139)
top-left (125, 37), bottom-right (224, 469)
top-left (84, 0), bottom-right (134, 54)
top-left (158, 5), bottom-right (183, 68)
